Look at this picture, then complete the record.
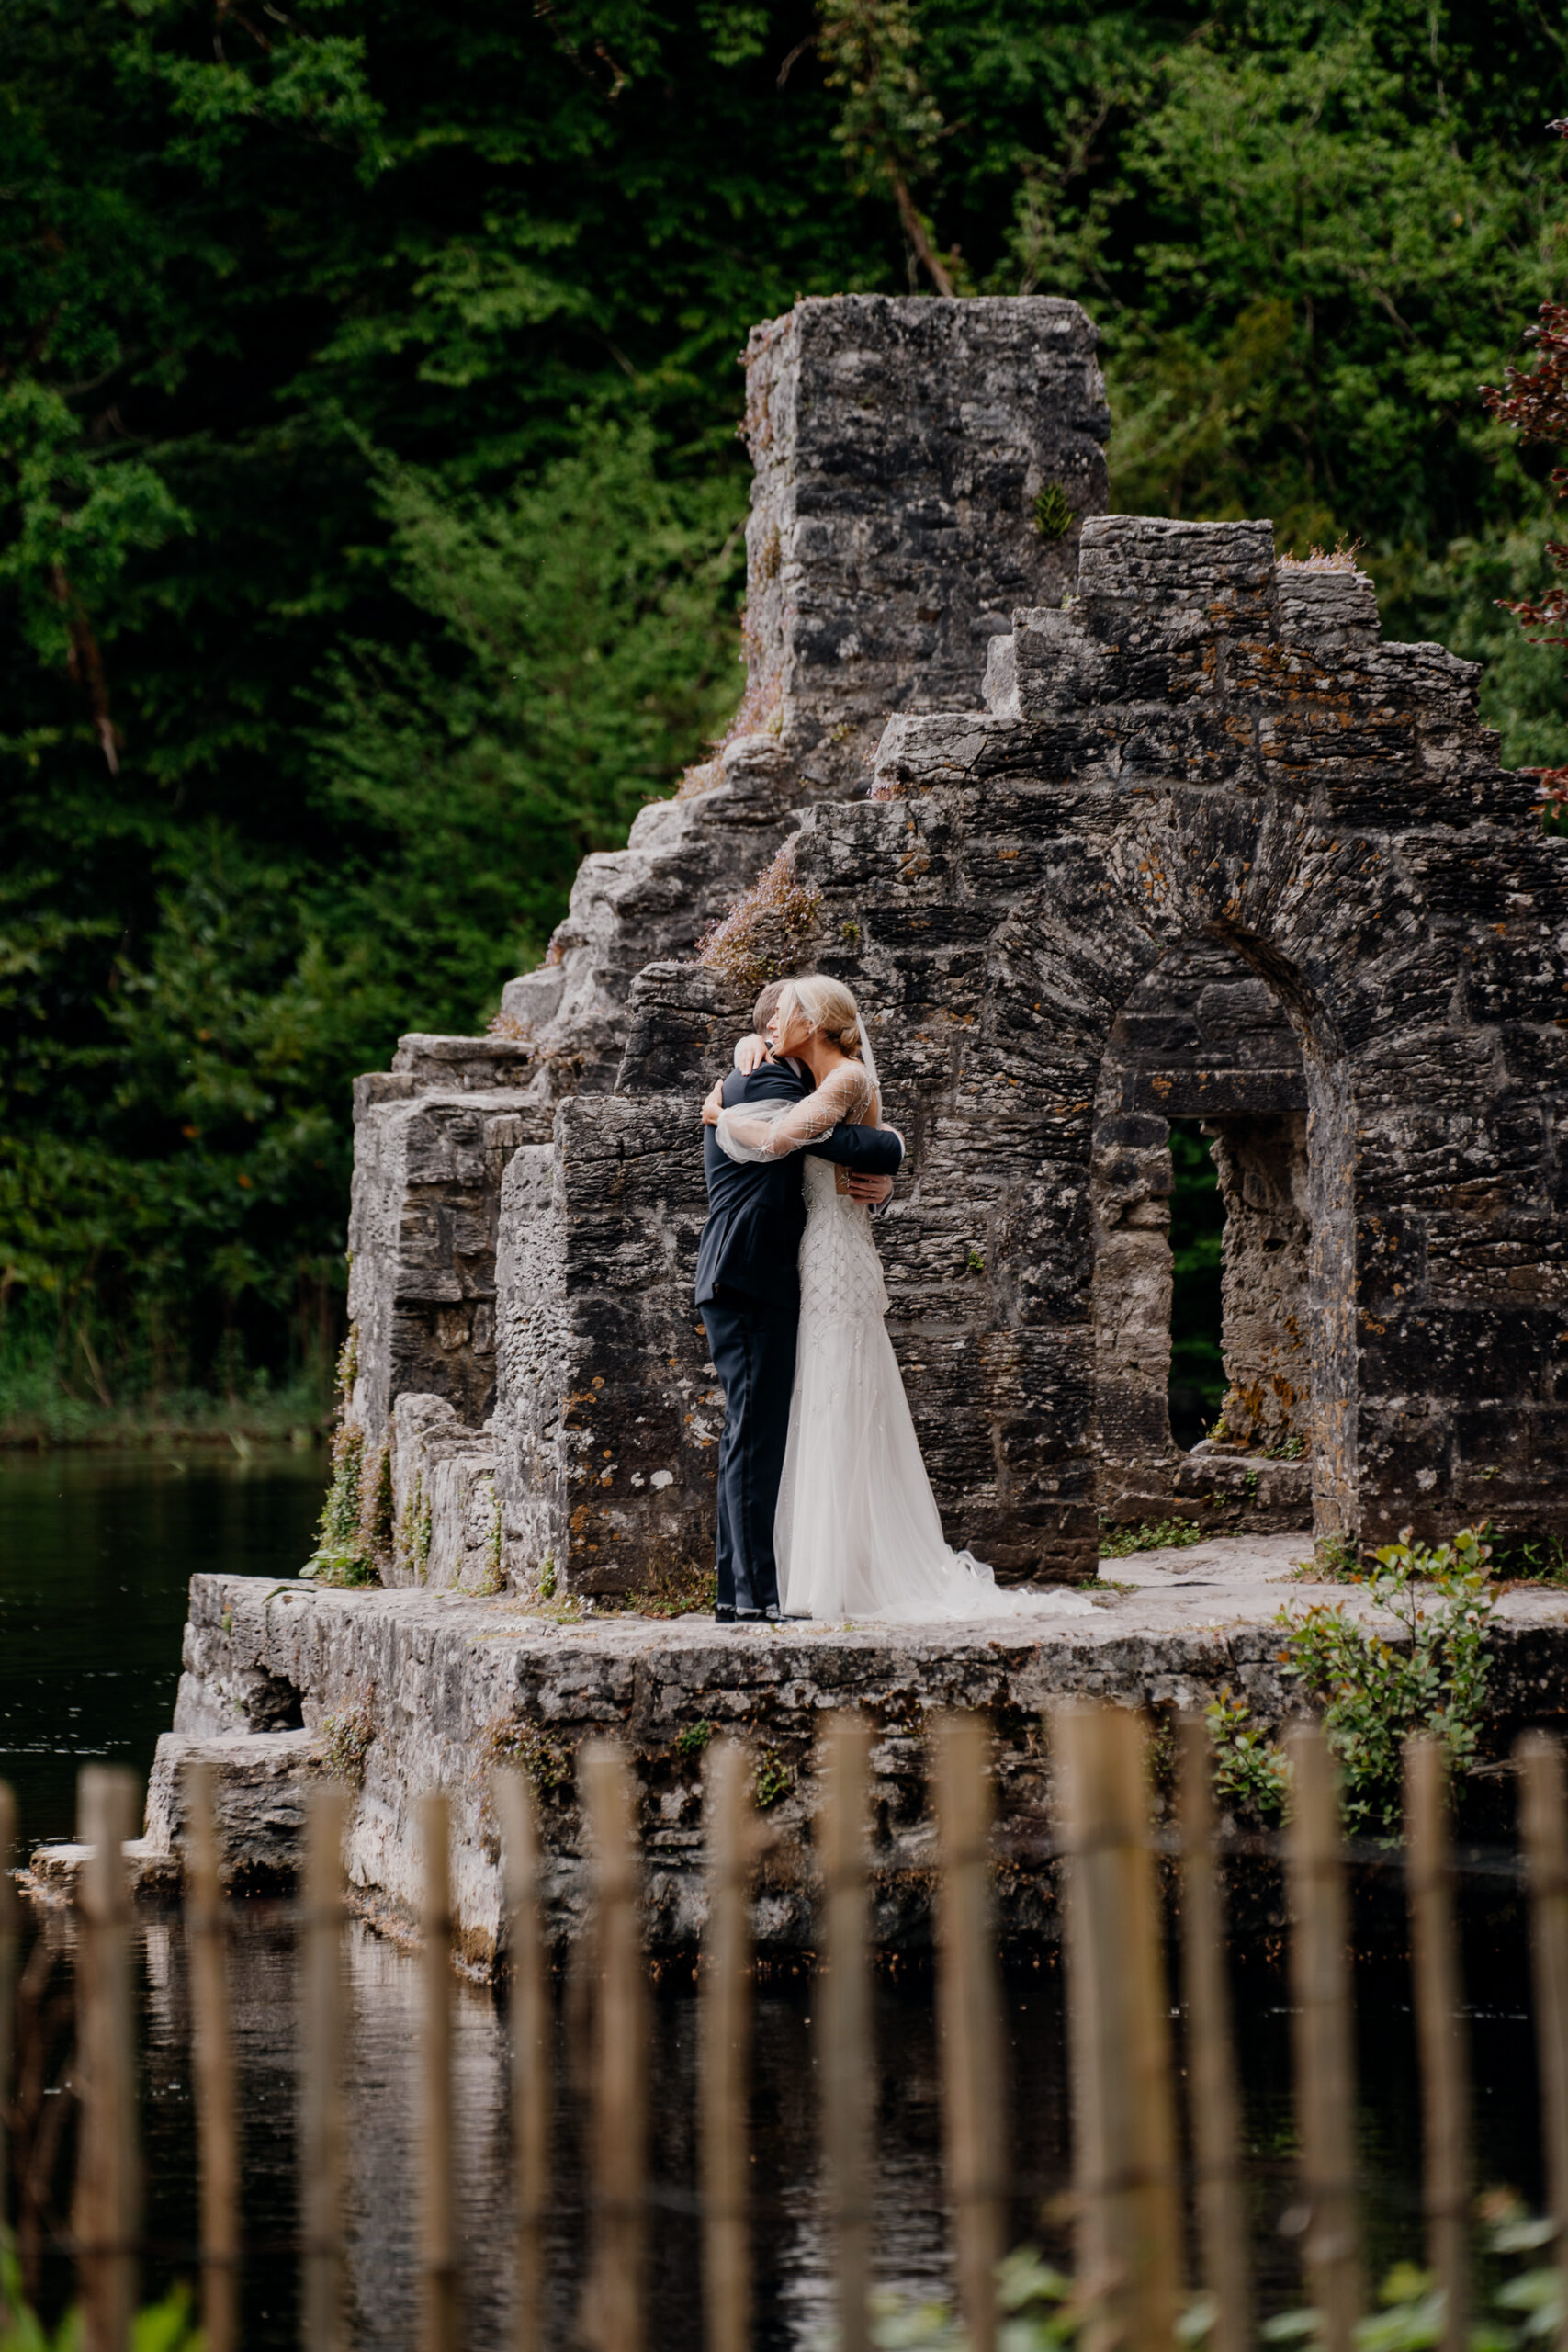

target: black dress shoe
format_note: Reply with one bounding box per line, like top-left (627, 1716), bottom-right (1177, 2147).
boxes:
top-left (715, 1603), bottom-right (765, 1623)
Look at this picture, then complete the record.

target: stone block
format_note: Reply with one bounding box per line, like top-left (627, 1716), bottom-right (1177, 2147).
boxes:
top-left (347, 1090), bottom-right (538, 1442)
top-left (133, 1563), bottom-right (1568, 1957)
top-left (386, 1393), bottom-right (502, 1593)
top-left (25, 1727), bottom-right (326, 1901)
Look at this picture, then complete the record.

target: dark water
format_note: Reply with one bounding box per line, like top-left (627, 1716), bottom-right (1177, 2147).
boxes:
top-left (0, 1451), bottom-right (1550, 2346)
top-left (0, 1445), bottom-right (326, 1844)
top-left (13, 1914), bottom-right (1545, 2348)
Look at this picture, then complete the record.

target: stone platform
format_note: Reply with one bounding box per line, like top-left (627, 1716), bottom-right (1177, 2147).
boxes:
top-left (26, 1537), bottom-right (1568, 1962)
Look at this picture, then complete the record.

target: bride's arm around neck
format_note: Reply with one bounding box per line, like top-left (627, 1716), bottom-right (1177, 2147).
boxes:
top-left (716, 1058), bottom-right (874, 1163)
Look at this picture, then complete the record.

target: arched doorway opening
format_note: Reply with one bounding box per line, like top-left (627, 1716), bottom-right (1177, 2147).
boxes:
top-left (1091, 937), bottom-right (1316, 1535)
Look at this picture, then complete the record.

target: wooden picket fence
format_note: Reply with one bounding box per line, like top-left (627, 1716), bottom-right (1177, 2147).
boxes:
top-left (2, 1703), bottom-right (1568, 2352)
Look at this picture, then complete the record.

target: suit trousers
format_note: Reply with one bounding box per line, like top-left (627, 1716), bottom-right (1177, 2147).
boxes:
top-left (700, 1288), bottom-right (798, 1613)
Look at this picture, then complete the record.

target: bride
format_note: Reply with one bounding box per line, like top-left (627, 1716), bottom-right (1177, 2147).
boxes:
top-left (703, 974), bottom-right (1090, 1624)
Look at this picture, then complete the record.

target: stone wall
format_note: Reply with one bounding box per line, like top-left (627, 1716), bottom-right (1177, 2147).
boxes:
top-left (739, 295), bottom-right (1110, 795)
top-left (497, 517), bottom-right (1568, 1589)
top-left (345, 295), bottom-right (1110, 1463)
top-left (104, 1561), bottom-right (1568, 1955)
top-left (340, 299), bottom-right (1568, 1600)
top-left (347, 1089), bottom-right (544, 1437)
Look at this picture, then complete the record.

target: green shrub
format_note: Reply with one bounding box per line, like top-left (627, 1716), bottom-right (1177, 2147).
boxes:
top-left (0, 2238), bottom-right (201, 2350)
top-left (301, 1336), bottom-right (380, 1585)
top-left (300, 1420), bottom-right (376, 1584)
top-left (474, 1475), bottom-right (503, 1596)
top-left (1205, 1688), bottom-right (1292, 1825)
top-left (1032, 484), bottom-right (1076, 541)
top-left (394, 1470), bottom-right (433, 1585)
top-left (1207, 1525), bottom-right (1495, 1833)
top-left (1099, 1516), bottom-right (1205, 1557)
top-left (752, 1748), bottom-right (795, 1812)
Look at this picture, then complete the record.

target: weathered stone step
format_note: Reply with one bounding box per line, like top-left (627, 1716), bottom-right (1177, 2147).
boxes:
top-left (27, 1542), bottom-right (1568, 1964)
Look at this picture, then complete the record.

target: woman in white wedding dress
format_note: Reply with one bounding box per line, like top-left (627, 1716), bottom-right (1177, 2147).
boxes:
top-left (704, 975), bottom-right (1091, 1625)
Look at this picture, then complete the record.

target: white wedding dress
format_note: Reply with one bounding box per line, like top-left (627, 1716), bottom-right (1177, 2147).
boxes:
top-left (716, 1061), bottom-right (1093, 1624)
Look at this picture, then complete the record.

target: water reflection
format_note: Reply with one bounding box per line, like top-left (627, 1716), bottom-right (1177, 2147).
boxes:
top-left (0, 1450), bottom-right (1551, 2347)
top-left (28, 1907), bottom-right (1001, 2350)
top-left (14, 1899), bottom-right (1544, 2351)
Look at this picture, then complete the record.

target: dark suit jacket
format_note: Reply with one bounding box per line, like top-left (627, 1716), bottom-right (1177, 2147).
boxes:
top-left (694, 1060), bottom-right (904, 1310)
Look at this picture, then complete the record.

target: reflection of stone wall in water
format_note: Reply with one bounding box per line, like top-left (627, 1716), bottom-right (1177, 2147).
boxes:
top-left (343, 296), bottom-right (1568, 1599)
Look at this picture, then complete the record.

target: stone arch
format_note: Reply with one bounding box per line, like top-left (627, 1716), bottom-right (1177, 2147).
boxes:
top-left (983, 818), bottom-right (1361, 1549)
top-left (1089, 931), bottom-right (1340, 1537)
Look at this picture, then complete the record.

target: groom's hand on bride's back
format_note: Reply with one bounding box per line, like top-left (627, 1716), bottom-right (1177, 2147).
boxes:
top-left (843, 1171), bottom-right (894, 1204)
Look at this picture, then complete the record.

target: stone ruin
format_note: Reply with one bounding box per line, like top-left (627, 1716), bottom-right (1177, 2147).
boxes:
top-left (344, 292), bottom-right (1568, 1599)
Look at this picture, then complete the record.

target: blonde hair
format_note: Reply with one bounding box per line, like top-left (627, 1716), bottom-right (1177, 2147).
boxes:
top-left (778, 974), bottom-right (863, 1057)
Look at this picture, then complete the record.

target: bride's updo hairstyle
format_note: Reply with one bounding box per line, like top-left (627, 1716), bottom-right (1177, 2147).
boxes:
top-left (780, 974), bottom-right (863, 1057)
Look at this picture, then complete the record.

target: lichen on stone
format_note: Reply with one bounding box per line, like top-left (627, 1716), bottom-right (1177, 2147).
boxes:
top-left (322, 1694), bottom-right (376, 1785)
top-left (485, 1713), bottom-right (574, 1795)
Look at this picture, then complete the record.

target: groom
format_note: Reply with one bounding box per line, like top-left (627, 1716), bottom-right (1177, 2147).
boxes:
top-left (695, 980), bottom-right (904, 1623)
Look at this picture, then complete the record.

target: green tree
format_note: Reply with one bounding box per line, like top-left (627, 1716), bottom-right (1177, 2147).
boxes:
top-left (4, 0), bottom-right (1568, 1414)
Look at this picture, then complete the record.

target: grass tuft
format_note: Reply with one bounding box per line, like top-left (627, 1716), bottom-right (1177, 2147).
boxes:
top-left (1098, 1516), bottom-right (1205, 1557)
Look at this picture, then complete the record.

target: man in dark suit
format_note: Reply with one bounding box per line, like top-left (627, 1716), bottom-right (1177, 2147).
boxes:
top-left (695, 982), bottom-right (904, 1622)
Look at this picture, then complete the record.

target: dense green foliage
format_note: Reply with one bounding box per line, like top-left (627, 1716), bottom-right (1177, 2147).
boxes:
top-left (4, 0), bottom-right (1567, 1407)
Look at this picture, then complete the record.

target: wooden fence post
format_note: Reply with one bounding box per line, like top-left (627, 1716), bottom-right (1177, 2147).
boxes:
top-left (495, 1768), bottom-right (548, 2352)
top-left (1404, 1736), bottom-right (1470, 2352)
top-left (0, 1780), bottom-right (16, 2333)
top-left (932, 1712), bottom-right (1003, 2352)
top-left (1284, 1722), bottom-right (1364, 2352)
top-left (1055, 1702), bottom-right (1181, 2352)
top-left (820, 1714), bottom-right (873, 2352)
top-left (419, 1792), bottom-right (458, 2352)
top-left (301, 1782), bottom-right (348, 2352)
top-left (75, 1766), bottom-right (141, 2352)
top-left (701, 1739), bottom-right (752, 2352)
top-left (1517, 1731), bottom-right (1568, 2350)
top-left (185, 1762), bottom-right (239, 2352)
top-left (1177, 1714), bottom-right (1252, 2352)
top-left (581, 1741), bottom-right (646, 2352)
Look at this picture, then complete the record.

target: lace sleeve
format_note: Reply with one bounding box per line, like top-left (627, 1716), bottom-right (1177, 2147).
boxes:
top-left (715, 1062), bottom-right (874, 1163)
